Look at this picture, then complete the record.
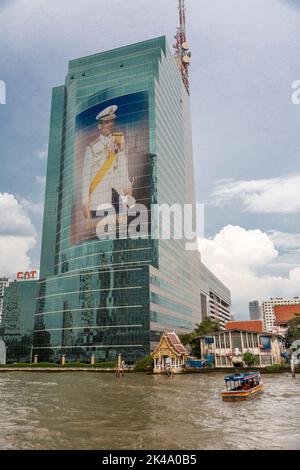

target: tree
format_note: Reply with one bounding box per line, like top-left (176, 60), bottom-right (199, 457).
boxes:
top-left (179, 318), bottom-right (221, 358)
top-left (194, 318), bottom-right (221, 336)
top-left (285, 318), bottom-right (300, 346)
top-left (243, 351), bottom-right (258, 367)
top-left (133, 355), bottom-right (154, 372)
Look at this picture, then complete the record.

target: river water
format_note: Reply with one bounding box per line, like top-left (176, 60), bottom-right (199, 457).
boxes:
top-left (0, 372), bottom-right (299, 450)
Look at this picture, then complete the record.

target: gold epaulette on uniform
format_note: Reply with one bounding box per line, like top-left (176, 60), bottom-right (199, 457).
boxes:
top-left (113, 132), bottom-right (124, 151)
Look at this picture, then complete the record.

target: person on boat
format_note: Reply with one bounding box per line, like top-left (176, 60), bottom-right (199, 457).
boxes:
top-left (240, 382), bottom-right (251, 390)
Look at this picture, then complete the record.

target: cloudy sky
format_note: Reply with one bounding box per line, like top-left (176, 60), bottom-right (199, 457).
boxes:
top-left (0, 0), bottom-right (300, 318)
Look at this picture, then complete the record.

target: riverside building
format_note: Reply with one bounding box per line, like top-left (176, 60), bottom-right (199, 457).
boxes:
top-left (273, 305), bottom-right (300, 337)
top-left (262, 297), bottom-right (300, 332)
top-left (199, 326), bottom-right (284, 368)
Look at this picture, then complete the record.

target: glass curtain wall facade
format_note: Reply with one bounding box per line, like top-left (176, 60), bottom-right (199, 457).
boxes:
top-left (0, 280), bottom-right (38, 363)
top-left (149, 40), bottom-right (204, 347)
top-left (33, 36), bottom-right (204, 363)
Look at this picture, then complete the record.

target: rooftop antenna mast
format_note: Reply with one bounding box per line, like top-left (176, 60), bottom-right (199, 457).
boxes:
top-left (174, 0), bottom-right (191, 94)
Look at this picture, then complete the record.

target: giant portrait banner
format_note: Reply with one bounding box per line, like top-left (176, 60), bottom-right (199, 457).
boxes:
top-left (71, 92), bottom-right (150, 245)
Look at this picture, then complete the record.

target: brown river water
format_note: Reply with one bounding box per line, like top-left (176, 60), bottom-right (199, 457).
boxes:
top-left (0, 371), bottom-right (299, 450)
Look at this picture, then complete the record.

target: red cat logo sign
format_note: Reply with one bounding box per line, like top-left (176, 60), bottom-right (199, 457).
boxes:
top-left (17, 270), bottom-right (39, 281)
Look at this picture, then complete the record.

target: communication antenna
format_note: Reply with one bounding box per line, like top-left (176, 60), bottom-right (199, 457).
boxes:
top-left (173, 0), bottom-right (191, 94)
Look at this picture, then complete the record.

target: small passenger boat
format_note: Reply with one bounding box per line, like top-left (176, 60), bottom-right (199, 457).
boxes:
top-left (222, 372), bottom-right (263, 401)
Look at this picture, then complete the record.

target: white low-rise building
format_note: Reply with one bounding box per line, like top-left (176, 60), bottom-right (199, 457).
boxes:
top-left (199, 329), bottom-right (284, 367)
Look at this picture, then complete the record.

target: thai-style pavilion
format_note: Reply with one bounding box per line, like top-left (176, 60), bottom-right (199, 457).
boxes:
top-left (152, 331), bottom-right (188, 374)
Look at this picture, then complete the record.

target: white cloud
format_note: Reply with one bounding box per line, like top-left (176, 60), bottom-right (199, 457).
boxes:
top-left (269, 230), bottom-right (300, 249)
top-left (0, 193), bottom-right (36, 236)
top-left (198, 225), bottom-right (300, 319)
top-left (289, 267), bottom-right (300, 282)
top-left (0, 0), bottom-right (177, 56)
top-left (280, 0), bottom-right (300, 13)
top-left (264, 231), bottom-right (300, 275)
top-left (199, 225), bottom-right (278, 271)
top-left (18, 175), bottom-right (46, 215)
top-left (20, 198), bottom-right (44, 216)
top-left (211, 174), bottom-right (300, 214)
top-left (0, 236), bottom-right (36, 276)
top-left (36, 150), bottom-right (47, 160)
top-left (0, 193), bottom-right (36, 276)
top-left (35, 175), bottom-right (46, 189)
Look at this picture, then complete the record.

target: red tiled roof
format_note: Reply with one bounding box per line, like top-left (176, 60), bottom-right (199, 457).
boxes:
top-left (166, 332), bottom-right (188, 355)
top-left (225, 320), bottom-right (263, 333)
top-left (274, 305), bottom-right (300, 325)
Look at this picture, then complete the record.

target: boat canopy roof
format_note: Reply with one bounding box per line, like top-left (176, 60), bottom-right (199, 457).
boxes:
top-left (224, 372), bottom-right (260, 382)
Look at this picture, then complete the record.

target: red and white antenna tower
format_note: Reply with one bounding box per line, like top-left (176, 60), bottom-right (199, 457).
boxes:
top-left (174, 0), bottom-right (191, 94)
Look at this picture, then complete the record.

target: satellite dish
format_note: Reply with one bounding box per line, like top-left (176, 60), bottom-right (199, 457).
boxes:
top-left (182, 55), bottom-right (191, 64)
top-left (182, 42), bottom-right (189, 50)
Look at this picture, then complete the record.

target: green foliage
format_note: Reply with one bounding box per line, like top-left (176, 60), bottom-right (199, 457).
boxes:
top-left (92, 362), bottom-right (116, 368)
top-left (242, 351), bottom-right (259, 366)
top-left (194, 318), bottom-right (222, 336)
top-left (179, 318), bottom-right (221, 358)
top-left (61, 362), bottom-right (88, 367)
top-left (133, 355), bottom-right (154, 372)
top-left (263, 364), bottom-right (285, 373)
top-left (0, 362), bottom-right (116, 368)
top-left (285, 317), bottom-right (300, 346)
top-left (31, 362), bottom-right (61, 367)
top-left (62, 362), bottom-right (116, 368)
top-left (4, 362), bottom-right (60, 368)
top-left (179, 333), bottom-right (193, 346)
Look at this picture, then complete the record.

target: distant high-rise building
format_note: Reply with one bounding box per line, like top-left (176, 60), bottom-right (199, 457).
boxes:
top-left (262, 297), bottom-right (300, 332)
top-left (0, 277), bottom-right (10, 325)
top-left (0, 279), bottom-right (38, 363)
top-left (199, 263), bottom-right (231, 330)
top-left (249, 300), bottom-right (261, 321)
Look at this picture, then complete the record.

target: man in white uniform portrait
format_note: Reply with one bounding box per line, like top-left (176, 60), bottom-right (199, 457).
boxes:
top-left (82, 104), bottom-right (133, 220)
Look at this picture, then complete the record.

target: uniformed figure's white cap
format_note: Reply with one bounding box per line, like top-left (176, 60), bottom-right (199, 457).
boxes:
top-left (96, 105), bottom-right (118, 121)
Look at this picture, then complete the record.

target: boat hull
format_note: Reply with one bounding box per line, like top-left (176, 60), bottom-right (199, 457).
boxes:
top-left (222, 384), bottom-right (263, 402)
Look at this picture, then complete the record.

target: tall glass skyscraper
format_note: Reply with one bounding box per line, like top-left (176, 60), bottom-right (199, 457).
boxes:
top-left (33, 36), bottom-right (230, 363)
